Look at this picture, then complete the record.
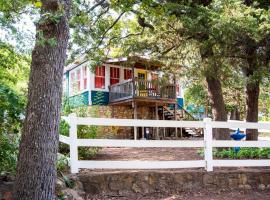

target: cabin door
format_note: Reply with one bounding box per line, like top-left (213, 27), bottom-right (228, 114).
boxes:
top-left (136, 70), bottom-right (147, 96)
top-left (136, 69), bottom-right (147, 80)
top-left (138, 72), bottom-right (146, 80)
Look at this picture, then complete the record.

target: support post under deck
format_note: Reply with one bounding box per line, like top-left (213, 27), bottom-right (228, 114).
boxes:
top-left (133, 101), bottom-right (137, 140)
top-left (112, 105), bottom-right (115, 118)
top-left (163, 106), bottom-right (165, 139)
top-left (155, 103), bottom-right (159, 140)
top-left (174, 103), bottom-right (178, 138)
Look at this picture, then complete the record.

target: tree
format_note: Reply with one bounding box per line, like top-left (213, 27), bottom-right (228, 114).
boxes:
top-left (12, 0), bottom-right (71, 199)
top-left (216, 1), bottom-right (270, 140)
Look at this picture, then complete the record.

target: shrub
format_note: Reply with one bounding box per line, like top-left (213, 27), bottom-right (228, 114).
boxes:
top-left (214, 148), bottom-right (270, 159)
top-left (59, 104), bottom-right (101, 160)
top-left (0, 133), bottom-right (20, 174)
top-left (60, 119), bottom-right (70, 136)
top-left (59, 120), bottom-right (70, 156)
top-left (57, 153), bottom-right (70, 172)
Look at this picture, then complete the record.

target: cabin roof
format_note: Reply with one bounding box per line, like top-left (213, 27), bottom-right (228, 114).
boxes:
top-left (104, 56), bottom-right (163, 71)
top-left (64, 56), bottom-right (164, 73)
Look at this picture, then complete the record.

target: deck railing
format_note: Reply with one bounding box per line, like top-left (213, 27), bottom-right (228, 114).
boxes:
top-left (109, 80), bottom-right (134, 102)
top-left (60, 114), bottom-right (270, 173)
top-left (109, 79), bottom-right (176, 102)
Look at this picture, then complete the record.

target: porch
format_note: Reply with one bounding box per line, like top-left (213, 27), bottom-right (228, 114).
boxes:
top-left (108, 78), bottom-right (177, 104)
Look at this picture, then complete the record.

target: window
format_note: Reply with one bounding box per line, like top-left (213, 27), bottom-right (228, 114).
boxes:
top-left (95, 66), bottom-right (105, 88)
top-left (124, 69), bottom-right (132, 80)
top-left (83, 66), bottom-right (88, 90)
top-left (63, 75), bottom-right (67, 95)
top-left (76, 69), bottom-right (81, 91)
top-left (70, 71), bottom-right (76, 95)
top-left (110, 67), bottom-right (120, 85)
top-left (69, 66), bottom-right (89, 95)
top-left (151, 73), bottom-right (158, 80)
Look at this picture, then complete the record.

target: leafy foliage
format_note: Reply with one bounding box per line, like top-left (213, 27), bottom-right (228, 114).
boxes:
top-left (60, 101), bottom-right (100, 160)
top-left (0, 43), bottom-right (29, 174)
top-left (184, 84), bottom-right (208, 108)
top-left (214, 148), bottom-right (270, 159)
top-left (0, 85), bottom-right (25, 134)
top-left (57, 153), bottom-right (70, 172)
top-left (0, 133), bottom-right (20, 174)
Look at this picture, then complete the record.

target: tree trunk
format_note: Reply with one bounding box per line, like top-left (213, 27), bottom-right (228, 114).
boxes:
top-left (245, 80), bottom-right (260, 140)
top-left (206, 76), bottom-right (230, 140)
top-left (230, 107), bottom-right (240, 120)
top-left (204, 103), bottom-right (208, 118)
top-left (13, 1), bottom-right (71, 199)
top-left (201, 46), bottom-right (229, 140)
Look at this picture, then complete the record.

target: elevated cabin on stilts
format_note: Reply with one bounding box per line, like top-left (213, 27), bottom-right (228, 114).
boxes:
top-left (63, 56), bottom-right (199, 140)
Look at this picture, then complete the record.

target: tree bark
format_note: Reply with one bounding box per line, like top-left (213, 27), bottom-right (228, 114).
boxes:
top-left (245, 80), bottom-right (260, 140)
top-left (206, 75), bottom-right (230, 140)
top-left (13, 1), bottom-right (71, 199)
top-left (230, 107), bottom-right (240, 120)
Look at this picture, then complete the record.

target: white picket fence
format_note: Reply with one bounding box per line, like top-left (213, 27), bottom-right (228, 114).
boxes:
top-left (60, 114), bottom-right (270, 173)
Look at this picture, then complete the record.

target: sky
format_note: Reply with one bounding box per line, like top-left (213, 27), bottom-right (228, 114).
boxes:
top-left (0, 13), bottom-right (35, 53)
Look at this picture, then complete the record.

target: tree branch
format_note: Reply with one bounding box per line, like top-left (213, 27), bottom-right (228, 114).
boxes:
top-left (96, 11), bottom-right (125, 47)
top-left (105, 28), bottom-right (145, 47)
top-left (87, 0), bottom-right (107, 12)
top-left (92, 6), bottom-right (110, 26)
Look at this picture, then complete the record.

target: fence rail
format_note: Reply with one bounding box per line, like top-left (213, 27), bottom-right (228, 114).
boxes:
top-left (60, 114), bottom-right (270, 173)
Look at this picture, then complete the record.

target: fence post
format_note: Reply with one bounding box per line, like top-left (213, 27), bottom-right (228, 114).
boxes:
top-left (204, 118), bottom-right (213, 172)
top-left (69, 113), bottom-right (79, 173)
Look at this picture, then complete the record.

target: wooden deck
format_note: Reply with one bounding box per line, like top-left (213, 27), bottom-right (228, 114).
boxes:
top-left (109, 78), bottom-right (177, 106)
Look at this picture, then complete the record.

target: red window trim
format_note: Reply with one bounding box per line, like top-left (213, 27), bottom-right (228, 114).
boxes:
top-left (110, 67), bottom-right (120, 85)
top-left (95, 66), bottom-right (105, 89)
top-left (124, 69), bottom-right (132, 80)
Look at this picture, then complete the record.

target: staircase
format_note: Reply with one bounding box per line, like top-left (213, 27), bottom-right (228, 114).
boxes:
top-left (161, 104), bottom-right (203, 138)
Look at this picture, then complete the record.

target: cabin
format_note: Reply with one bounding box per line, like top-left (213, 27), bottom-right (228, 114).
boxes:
top-left (63, 56), bottom-right (197, 139)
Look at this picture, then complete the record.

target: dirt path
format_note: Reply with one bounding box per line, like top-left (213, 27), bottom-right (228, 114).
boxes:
top-left (91, 147), bottom-right (202, 161)
top-left (87, 188), bottom-right (270, 200)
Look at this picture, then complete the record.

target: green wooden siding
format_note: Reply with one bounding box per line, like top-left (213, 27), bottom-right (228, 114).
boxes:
top-left (91, 91), bottom-right (109, 105)
top-left (69, 91), bottom-right (89, 107)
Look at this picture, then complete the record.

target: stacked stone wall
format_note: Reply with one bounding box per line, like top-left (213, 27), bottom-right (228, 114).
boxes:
top-left (74, 105), bottom-right (160, 139)
top-left (78, 169), bottom-right (270, 195)
top-left (84, 105), bottom-right (155, 139)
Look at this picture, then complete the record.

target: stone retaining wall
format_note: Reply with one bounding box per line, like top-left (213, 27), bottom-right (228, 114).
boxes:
top-left (78, 169), bottom-right (270, 195)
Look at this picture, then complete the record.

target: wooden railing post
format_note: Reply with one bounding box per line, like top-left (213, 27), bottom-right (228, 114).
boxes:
top-left (108, 85), bottom-right (111, 101)
top-left (132, 78), bottom-right (136, 97)
top-left (204, 118), bottom-right (213, 172)
top-left (69, 113), bottom-right (79, 173)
